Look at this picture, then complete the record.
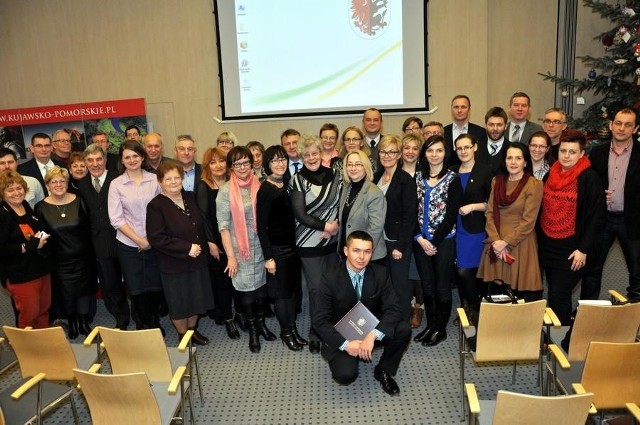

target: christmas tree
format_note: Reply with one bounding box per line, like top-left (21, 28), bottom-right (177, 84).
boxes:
top-left (540, 0), bottom-right (640, 140)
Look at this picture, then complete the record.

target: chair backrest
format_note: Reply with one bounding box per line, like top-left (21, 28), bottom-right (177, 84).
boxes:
top-left (581, 341), bottom-right (640, 410)
top-left (73, 368), bottom-right (161, 425)
top-left (568, 303), bottom-right (640, 361)
top-left (2, 326), bottom-right (78, 381)
top-left (98, 327), bottom-right (173, 382)
top-left (475, 299), bottom-right (546, 362)
top-left (492, 390), bottom-right (593, 425)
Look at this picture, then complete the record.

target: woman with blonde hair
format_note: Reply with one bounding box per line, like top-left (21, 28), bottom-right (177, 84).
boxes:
top-left (338, 149), bottom-right (386, 262)
top-left (216, 131), bottom-right (237, 154)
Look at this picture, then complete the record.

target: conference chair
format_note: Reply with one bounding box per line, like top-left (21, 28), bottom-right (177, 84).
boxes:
top-left (0, 325), bottom-right (100, 425)
top-left (457, 299), bottom-right (548, 419)
top-left (464, 382), bottom-right (594, 425)
top-left (74, 366), bottom-right (188, 425)
top-left (545, 301), bottom-right (640, 395)
top-left (550, 341), bottom-right (640, 421)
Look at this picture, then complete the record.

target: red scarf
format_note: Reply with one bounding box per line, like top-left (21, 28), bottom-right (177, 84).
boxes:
top-left (492, 172), bottom-right (532, 232)
top-left (545, 156), bottom-right (590, 191)
top-left (229, 172), bottom-right (261, 261)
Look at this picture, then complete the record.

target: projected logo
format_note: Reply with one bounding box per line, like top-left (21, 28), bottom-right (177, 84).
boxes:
top-left (350, 0), bottom-right (389, 39)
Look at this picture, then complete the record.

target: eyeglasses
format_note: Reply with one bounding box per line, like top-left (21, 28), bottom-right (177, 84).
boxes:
top-left (232, 160), bottom-right (251, 169)
top-left (48, 179), bottom-right (67, 186)
top-left (344, 137), bottom-right (362, 143)
top-left (32, 144), bottom-right (52, 149)
top-left (53, 139), bottom-right (71, 144)
top-left (529, 144), bottom-right (549, 150)
top-left (345, 162), bottom-right (364, 169)
top-left (455, 145), bottom-right (474, 152)
top-left (217, 139), bottom-right (234, 146)
top-left (379, 150), bottom-right (399, 157)
top-left (270, 157), bottom-right (288, 164)
top-left (543, 119), bottom-right (565, 126)
top-left (404, 126), bottom-right (421, 133)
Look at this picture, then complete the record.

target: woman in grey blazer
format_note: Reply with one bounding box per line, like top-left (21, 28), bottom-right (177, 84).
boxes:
top-left (338, 150), bottom-right (387, 263)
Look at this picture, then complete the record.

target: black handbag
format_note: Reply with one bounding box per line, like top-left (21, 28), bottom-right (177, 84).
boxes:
top-left (483, 279), bottom-right (518, 304)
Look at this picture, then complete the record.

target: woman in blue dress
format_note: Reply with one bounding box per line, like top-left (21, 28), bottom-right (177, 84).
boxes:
top-left (450, 134), bottom-right (492, 324)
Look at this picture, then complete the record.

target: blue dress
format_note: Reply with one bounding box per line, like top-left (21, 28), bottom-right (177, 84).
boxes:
top-left (455, 172), bottom-right (486, 268)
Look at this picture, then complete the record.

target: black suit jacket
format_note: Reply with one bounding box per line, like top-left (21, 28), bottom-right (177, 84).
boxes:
top-left (105, 153), bottom-right (120, 173)
top-left (475, 139), bottom-right (508, 177)
top-left (77, 170), bottom-right (119, 258)
top-left (17, 157), bottom-right (65, 196)
top-left (373, 167), bottom-right (417, 253)
top-left (444, 122), bottom-right (487, 166)
top-left (589, 140), bottom-right (640, 239)
top-left (449, 162), bottom-right (492, 233)
top-left (312, 262), bottom-right (403, 361)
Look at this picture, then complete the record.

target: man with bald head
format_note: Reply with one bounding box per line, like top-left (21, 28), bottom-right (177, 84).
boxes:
top-left (143, 132), bottom-right (169, 173)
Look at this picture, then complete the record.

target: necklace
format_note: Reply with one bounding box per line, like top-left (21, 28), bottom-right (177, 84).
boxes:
top-left (344, 185), bottom-right (360, 208)
top-left (56, 204), bottom-right (67, 218)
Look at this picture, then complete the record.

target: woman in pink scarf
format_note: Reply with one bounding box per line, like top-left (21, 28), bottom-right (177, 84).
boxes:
top-left (217, 146), bottom-right (275, 353)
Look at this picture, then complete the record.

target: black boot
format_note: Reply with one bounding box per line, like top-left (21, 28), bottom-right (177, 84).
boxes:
top-left (152, 314), bottom-right (165, 337)
top-left (257, 315), bottom-right (277, 341)
top-left (224, 319), bottom-right (241, 339)
top-left (247, 319), bottom-right (261, 353)
top-left (414, 297), bottom-right (435, 342)
top-left (78, 315), bottom-right (92, 336)
top-left (291, 323), bottom-right (308, 346)
top-left (67, 315), bottom-right (79, 339)
top-left (423, 300), bottom-right (451, 347)
top-left (280, 327), bottom-right (303, 351)
top-left (234, 313), bottom-right (248, 332)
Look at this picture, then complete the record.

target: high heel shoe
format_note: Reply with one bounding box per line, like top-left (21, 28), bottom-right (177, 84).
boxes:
top-left (224, 319), bottom-right (241, 339)
top-left (291, 324), bottom-right (308, 346)
top-left (280, 328), bottom-right (303, 351)
top-left (257, 316), bottom-right (277, 341)
top-left (188, 327), bottom-right (210, 346)
top-left (67, 315), bottom-right (79, 339)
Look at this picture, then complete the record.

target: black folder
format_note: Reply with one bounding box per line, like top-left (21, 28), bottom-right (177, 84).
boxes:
top-left (334, 301), bottom-right (380, 341)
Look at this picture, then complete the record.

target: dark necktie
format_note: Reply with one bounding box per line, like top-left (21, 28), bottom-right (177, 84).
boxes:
top-left (370, 140), bottom-right (376, 149)
top-left (490, 144), bottom-right (498, 156)
top-left (511, 124), bottom-right (521, 142)
top-left (293, 162), bottom-right (300, 174)
top-left (354, 274), bottom-right (363, 300)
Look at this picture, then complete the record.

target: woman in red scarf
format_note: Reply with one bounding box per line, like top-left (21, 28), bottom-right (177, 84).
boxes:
top-left (477, 142), bottom-right (544, 301)
top-left (538, 134), bottom-right (605, 324)
top-left (217, 146), bottom-right (275, 353)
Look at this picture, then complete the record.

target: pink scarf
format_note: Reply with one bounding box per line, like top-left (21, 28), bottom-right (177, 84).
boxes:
top-left (229, 172), bottom-right (261, 260)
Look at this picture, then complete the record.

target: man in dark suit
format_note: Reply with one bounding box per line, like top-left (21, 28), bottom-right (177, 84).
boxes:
top-left (582, 107), bottom-right (640, 302)
top-left (474, 107), bottom-right (510, 176)
top-left (312, 231), bottom-right (410, 395)
top-left (77, 144), bottom-right (131, 329)
top-left (17, 132), bottom-right (65, 196)
top-left (90, 131), bottom-right (120, 173)
top-left (174, 134), bottom-right (201, 192)
top-left (362, 108), bottom-right (384, 170)
top-left (506, 92), bottom-right (543, 144)
top-left (444, 95), bottom-right (487, 166)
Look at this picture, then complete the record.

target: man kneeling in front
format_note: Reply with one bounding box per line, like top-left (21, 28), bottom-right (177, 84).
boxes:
top-left (312, 230), bottom-right (411, 395)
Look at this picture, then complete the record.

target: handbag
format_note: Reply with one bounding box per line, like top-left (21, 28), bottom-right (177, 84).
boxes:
top-left (483, 279), bottom-right (518, 304)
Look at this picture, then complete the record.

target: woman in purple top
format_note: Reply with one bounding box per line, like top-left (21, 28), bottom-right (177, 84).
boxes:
top-left (108, 140), bottom-right (163, 332)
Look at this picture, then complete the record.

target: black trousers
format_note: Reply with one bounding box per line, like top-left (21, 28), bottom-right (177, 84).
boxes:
top-left (385, 241), bottom-right (413, 321)
top-left (328, 321), bottom-right (411, 385)
top-left (96, 256), bottom-right (130, 327)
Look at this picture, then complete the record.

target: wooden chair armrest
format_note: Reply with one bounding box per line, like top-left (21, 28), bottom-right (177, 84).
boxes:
top-left (544, 308), bottom-right (562, 327)
top-left (168, 366), bottom-right (187, 395)
top-left (87, 363), bottom-right (101, 373)
top-left (548, 344), bottom-right (570, 369)
top-left (626, 402), bottom-right (640, 421)
top-left (465, 383), bottom-right (480, 414)
top-left (609, 289), bottom-right (627, 304)
top-left (178, 330), bottom-right (194, 352)
top-left (457, 308), bottom-right (470, 328)
top-left (11, 373), bottom-right (46, 400)
top-left (0, 337), bottom-right (4, 345)
top-left (573, 384), bottom-right (597, 414)
top-left (83, 327), bottom-right (101, 346)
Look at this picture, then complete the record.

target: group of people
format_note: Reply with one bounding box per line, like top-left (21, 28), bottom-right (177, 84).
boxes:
top-left (0, 97), bottom-right (639, 396)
